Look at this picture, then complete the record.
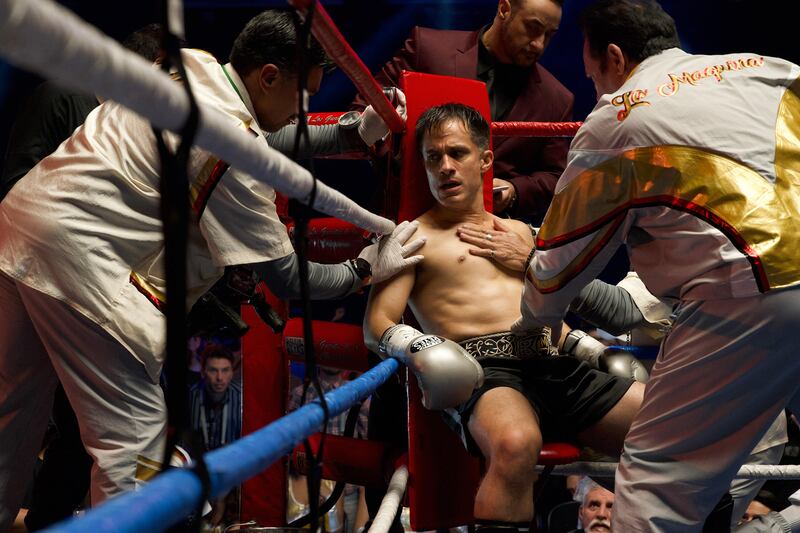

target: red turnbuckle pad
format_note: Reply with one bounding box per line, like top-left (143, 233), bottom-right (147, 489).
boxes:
top-left (283, 318), bottom-right (370, 371)
top-left (290, 433), bottom-right (406, 488)
top-left (538, 442), bottom-right (581, 466)
top-left (286, 218), bottom-right (371, 263)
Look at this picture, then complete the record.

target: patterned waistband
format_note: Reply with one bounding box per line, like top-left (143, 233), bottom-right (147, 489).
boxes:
top-left (458, 330), bottom-right (557, 361)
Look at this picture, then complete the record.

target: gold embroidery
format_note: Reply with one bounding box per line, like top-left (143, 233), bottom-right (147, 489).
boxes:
top-left (657, 56), bottom-right (765, 97)
top-left (612, 89), bottom-right (651, 122)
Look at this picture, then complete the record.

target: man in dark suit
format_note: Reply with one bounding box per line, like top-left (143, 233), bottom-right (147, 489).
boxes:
top-left (355, 0), bottom-right (573, 220)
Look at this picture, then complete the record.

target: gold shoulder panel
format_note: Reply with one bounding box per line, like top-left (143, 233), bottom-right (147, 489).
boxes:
top-left (538, 77), bottom-right (800, 292)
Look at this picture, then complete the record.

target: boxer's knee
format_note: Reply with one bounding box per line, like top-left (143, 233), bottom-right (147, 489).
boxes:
top-left (488, 426), bottom-right (540, 481)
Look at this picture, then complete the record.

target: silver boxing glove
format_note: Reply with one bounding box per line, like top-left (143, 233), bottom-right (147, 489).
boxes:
top-left (563, 329), bottom-right (649, 383)
top-left (601, 348), bottom-right (650, 383)
top-left (379, 324), bottom-right (485, 410)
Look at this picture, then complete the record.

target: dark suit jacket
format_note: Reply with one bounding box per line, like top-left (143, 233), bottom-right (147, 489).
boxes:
top-left (1, 81), bottom-right (98, 202)
top-left (355, 26), bottom-right (574, 218)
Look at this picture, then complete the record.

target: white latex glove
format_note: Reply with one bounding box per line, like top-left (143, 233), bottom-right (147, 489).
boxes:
top-left (358, 88), bottom-right (407, 146)
top-left (358, 219), bottom-right (424, 284)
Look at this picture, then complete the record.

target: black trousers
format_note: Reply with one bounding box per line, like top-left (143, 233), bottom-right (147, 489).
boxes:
top-left (25, 384), bottom-right (92, 531)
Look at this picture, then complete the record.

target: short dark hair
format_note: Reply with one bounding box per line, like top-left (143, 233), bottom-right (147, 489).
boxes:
top-left (509, 0), bottom-right (564, 8)
top-left (122, 23), bottom-right (170, 63)
top-left (415, 103), bottom-right (491, 152)
top-left (579, 0), bottom-right (680, 65)
top-left (201, 343), bottom-right (235, 370)
top-left (229, 10), bottom-right (329, 77)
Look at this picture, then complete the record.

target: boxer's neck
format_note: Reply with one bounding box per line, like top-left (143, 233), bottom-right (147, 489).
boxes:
top-left (430, 203), bottom-right (491, 227)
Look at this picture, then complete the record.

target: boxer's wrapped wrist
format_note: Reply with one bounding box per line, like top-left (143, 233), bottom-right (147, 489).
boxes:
top-left (562, 329), bottom-right (587, 354)
top-left (563, 329), bottom-right (605, 369)
top-left (378, 324), bottom-right (422, 360)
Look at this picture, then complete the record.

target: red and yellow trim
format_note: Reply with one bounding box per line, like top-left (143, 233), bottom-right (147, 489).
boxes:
top-left (188, 120), bottom-right (255, 217)
top-left (189, 157), bottom-right (230, 216)
top-left (528, 214), bottom-right (625, 293)
top-left (135, 454), bottom-right (163, 483)
top-left (130, 272), bottom-right (167, 313)
top-left (536, 77), bottom-right (800, 294)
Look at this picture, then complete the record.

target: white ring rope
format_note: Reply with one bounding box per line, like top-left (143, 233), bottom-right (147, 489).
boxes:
top-left (368, 464), bottom-right (409, 533)
top-left (536, 461), bottom-right (800, 480)
top-left (0, 0), bottom-right (395, 235)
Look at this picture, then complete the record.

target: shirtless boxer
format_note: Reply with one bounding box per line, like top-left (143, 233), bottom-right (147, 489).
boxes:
top-left (363, 103), bottom-right (643, 532)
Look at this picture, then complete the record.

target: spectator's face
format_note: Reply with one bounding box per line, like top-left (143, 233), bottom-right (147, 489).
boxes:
top-left (422, 119), bottom-right (493, 210)
top-left (579, 487), bottom-right (614, 532)
top-left (498, 0), bottom-right (561, 66)
top-left (204, 357), bottom-right (234, 394)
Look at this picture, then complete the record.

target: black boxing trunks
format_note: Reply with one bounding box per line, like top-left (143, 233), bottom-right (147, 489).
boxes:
top-left (441, 331), bottom-right (634, 455)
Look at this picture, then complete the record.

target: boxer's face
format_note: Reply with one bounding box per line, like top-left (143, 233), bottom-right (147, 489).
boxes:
top-left (579, 487), bottom-right (614, 532)
top-left (251, 64), bottom-right (324, 132)
top-left (499, 0), bottom-right (561, 66)
top-left (422, 119), bottom-right (493, 209)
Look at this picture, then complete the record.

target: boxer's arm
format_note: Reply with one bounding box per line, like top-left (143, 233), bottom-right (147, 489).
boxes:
top-left (363, 263), bottom-right (416, 353)
top-left (364, 262), bottom-right (484, 410)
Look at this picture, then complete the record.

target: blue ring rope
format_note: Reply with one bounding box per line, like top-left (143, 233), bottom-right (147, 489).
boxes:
top-left (44, 357), bottom-right (401, 533)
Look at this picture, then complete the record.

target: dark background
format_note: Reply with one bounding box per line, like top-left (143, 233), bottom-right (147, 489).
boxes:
top-left (1, 0), bottom-right (794, 295)
top-left (1, 0), bottom-right (797, 156)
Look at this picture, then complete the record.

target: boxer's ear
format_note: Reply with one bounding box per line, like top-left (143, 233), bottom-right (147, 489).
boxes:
top-left (480, 149), bottom-right (494, 174)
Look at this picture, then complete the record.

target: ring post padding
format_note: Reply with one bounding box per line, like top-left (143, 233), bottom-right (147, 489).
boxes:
top-left (283, 319), bottom-right (371, 372)
top-left (396, 71), bottom-right (492, 530)
top-left (285, 217), bottom-right (370, 264)
top-left (240, 300), bottom-right (288, 525)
